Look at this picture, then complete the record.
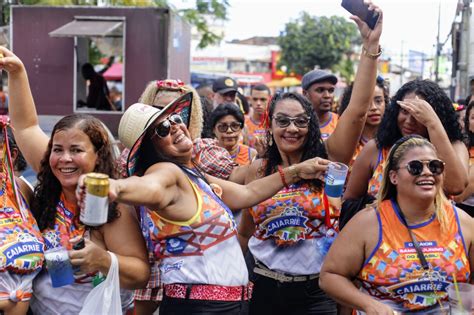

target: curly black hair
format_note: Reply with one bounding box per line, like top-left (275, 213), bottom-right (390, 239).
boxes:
top-left (263, 92), bottom-right (327, 191)
top-left (209, 102), bottom-right (245, 134)
top-left (32, 114), bottom-right (119, 230)
top-left (376, 79), bottom-right (462, 149)
top-left (465, 101), bottom-right (474, 148)
top-left (338, 78), bottom-right (390, 116)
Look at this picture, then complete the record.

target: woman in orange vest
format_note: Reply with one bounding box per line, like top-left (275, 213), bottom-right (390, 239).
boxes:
top-left (210, 103), bottom-right (257, 166)
top-left (320, 135), bottom-right (473, 314)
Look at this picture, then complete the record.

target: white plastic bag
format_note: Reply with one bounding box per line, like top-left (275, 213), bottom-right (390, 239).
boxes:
top-left (80, 251), bottom-right (122, 315)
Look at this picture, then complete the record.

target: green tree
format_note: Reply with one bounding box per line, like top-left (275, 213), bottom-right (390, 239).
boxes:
top-left (1, 0), bottom-right (229, 49)
top-left (278, 13), bottom-right (360, 78)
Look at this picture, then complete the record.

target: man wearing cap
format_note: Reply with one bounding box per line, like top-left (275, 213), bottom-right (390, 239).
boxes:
top-left (302, 69), bottom-right (339, 141)
top-left (212, 76), bottom-right (238, 109)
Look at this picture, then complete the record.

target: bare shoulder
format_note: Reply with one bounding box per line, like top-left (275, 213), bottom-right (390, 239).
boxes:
top-left (344, 206), bottom-right (379, 232)
top-left (340, 206), bottom-right (380, 246)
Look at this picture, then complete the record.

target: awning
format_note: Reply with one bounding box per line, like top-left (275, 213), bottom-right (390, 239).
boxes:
top-left (103, 63), bottom-right (123, 81)
top-left (49, 19), bottom-right (123, 38)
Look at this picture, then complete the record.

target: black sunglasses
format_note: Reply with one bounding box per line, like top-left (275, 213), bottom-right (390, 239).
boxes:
top-left (273, 115), bottom-right (310, 128)
top-left (398, 159), bottom-right (445, 176)
top-left (154, 114), bottom-right (184, 138)
top-left (216, 122), bottom-right (242, 133)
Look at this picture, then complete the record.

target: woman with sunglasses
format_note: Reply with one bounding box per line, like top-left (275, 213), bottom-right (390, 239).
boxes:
top-left (0, 47), bottom-right (150, 314)
top-left (210, 103), bottom-right (257, 166)
top-left (320, 135), bottom-right (473, 314)
top-left (344, 80), bottom-right (468, 204)
top-left (80, 93), bottom-right (328, 314)
top-left (237, 5), bottom-right (383, 314)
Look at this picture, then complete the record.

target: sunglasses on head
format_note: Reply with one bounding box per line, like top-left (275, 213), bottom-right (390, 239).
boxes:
top-left (153, 114), bottom-right (184, 138)
top-left (398, 159), bottom-right (445, 176)
top-left (216, 122), bottom-right (242, 133)
top-left (273, 115), bottom-right (310, 128)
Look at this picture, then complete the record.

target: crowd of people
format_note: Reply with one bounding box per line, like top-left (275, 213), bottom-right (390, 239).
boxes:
top-left (0, 2), bottom-right (472, 315)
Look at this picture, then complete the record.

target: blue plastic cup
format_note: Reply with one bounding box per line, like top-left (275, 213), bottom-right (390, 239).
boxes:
top-left (324, 162), bottom-right (349, 198)
top-left (45, 247), bottom-right (75, 288)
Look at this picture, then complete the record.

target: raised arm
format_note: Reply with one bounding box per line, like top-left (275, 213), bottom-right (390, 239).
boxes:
top-left (209, 157), bottom-right (329, 210)
top-left (343, 139), bottom-right (379, 200)
top-left (109, 162), bottom-right (181, 210)
top-left (397, 97), bottom-right (469, 195)
top-left (319, 208), bottom-right (394, 314)
top-left (326, 5), bottom-right (383, 164)
top-left (0, 47), bottom-right (50, 172)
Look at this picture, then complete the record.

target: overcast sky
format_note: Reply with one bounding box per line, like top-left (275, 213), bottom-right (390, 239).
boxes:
top-left (222, 0), bottom-right (460, 61)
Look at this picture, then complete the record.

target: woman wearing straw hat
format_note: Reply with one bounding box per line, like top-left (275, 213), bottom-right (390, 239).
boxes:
top-left (120, 79), bottom-right (247, 314)
top-left (320, 135), bottom-right (473, 314)
top-left (78, 92), bottom-right (330, 314)
top-left (0, 46), bottom-right (149, 314)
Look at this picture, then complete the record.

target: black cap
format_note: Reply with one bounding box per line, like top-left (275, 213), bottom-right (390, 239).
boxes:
top-left (212, 77), bottom-right (238, 94)
top-left (301, 70), bottom-right (338, 90)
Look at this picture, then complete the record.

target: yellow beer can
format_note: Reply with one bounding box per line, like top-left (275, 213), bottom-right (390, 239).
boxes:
top-left (80, 173), bottom-right (109, 226)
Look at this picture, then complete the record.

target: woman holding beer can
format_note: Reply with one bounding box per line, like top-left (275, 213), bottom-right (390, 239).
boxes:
top-left (0, 47), bottom-right (149, 314)
top-left (75, 91), bottom-right (329, 314)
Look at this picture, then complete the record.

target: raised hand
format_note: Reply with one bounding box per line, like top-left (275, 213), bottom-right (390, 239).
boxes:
top-left (350, 1), bottom-right (383, 49)
top-left (76, 173), bottom-right (120, 207)
top-left (0, 46), bottom-right (26, 74)
top-left (397, 96), bottom-right (439, 128)
top-left (294, 157), bottom-right (330, 181)
top-left (254, 135), bottom-right (267, 159)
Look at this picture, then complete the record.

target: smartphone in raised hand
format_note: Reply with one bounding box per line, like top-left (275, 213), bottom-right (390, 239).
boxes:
top-left (341, 0), bottom-right (379, 29)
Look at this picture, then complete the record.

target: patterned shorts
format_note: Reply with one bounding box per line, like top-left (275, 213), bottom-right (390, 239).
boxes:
top-left (133, 261), bottom-right (163, 302)
top-left (0, 270), bottom-right (39, 302)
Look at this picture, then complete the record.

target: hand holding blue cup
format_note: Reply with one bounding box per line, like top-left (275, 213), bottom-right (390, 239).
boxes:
top-left (45, 246), bottom-right (75, 288)
top-left (324, 162), bottom-right (349, 198)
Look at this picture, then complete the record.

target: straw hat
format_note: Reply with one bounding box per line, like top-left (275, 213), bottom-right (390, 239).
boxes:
top-left (118, 92), bottom-right (193, 176)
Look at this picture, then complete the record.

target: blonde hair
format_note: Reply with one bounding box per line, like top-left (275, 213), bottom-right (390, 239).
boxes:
top-left (377, 136), bottom-right (449, 232)
top-left (138, 80), bottom-right (203, 140)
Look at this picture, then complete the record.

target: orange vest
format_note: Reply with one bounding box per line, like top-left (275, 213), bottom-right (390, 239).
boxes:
top-left (357, 199), bottom-right (470, 312)
top-left (0, 177), bottom-right (44, 273)
top-left (320, 112), bottom-right (339, 141)
top-left (367, 147), bottom-right (389, 196)
top-left (249, 181), bottom-right (339, 247)
top-left (231, 144), bottom-right (254, 166)
top-left (244, 116), bottom-right (266, 149)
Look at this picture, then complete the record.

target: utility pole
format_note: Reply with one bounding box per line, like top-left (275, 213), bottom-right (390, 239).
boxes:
top-left (435, 2), bottom-right (441, 83)
top-left (459, 0), bottom-right (471, 98)
top-left (400, 40), bottom-right (404, 86)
